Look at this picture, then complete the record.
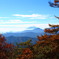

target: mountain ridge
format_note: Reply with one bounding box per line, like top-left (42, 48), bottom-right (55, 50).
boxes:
top-left (3, 27), bottom-right (44, 37)
top-left (2, 27), bottom-right (45, 45)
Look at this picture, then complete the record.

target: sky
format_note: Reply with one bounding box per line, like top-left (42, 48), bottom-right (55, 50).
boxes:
top-left (0, 0), bottom-right (59, 33)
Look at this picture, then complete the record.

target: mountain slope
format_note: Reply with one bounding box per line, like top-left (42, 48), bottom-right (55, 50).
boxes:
top-left (5, 36), bottom-right (38, 45)
top-left (3, 27), bottom-right (44, 38)
top-left (2, 27), bottom-right (44, 45)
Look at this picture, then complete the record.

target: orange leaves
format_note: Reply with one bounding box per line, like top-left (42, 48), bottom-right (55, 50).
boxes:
top-left (54, 34), bottom-right (59, 40)
top-left (37, 34), bottom-right (50, 45)
top-left (44, 28), bottom-right (59, 34)
top-left (4, 43), bottom-right (14, 48)
top-left (37, 41), bottom-right (45, 44)
top-left (44, 29), bottom-right (53, 33)
top-left (43, 34), bottom-right (49, 39)
top-left (23, 48), bottom-right (33, 58)
top-left (16, 23), bottom-right (59, 59)
top-left (54, 0), bottom-right (59, 3)
top-left (0, 34), bottom-right (5, 43)
top-left (37, 36), bottom-right (43, 41)
top-left (23, 48), bottom-right (32, 54)
top-left (17, 48), bottom-right (33, 59)
top-left (37, 34), bottom-right (49, 41)
top-left (0, 34), bottom-right (15, 59)
top-left (49, 34), bottom-right (59, 41)
top-left (49, 24), bottom-right (59, 27)
top-left (37, 34), bottom-right (59, 46)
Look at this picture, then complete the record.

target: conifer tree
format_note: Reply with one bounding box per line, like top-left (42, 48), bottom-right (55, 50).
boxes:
top-left (49, 0), bottom-right (59, 8)
top-left (32, 0), bottom-right (59, 59)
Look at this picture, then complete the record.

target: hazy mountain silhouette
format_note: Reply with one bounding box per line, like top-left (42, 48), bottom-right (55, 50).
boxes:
top-left (3, 27), bottom-right (44, 38)
top-left (3, 27), bottom-right (45, 45)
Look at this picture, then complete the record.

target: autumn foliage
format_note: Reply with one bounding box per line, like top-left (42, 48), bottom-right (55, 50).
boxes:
top-left (0, 0), bottom-right (59, 59)
top-left (16, 48), bottom-right (33, 59)
top-left (54, 0), bottom-right (59, 3)
top-left (0, 23), bottom-right (59, 59)
top-left (0, 34), bottom-right (14, 59)
top-left (49, 0), bottom-right (59, 8)
top-left (14, 24), bottom-right (59, 59)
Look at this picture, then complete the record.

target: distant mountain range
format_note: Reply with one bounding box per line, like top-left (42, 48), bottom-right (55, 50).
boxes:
top-left (3, 27), bottom-right (44, 37)
top-left (3, 27), bottom-right (45, 45)
top-left (5, 36), bottom-right (38, 45)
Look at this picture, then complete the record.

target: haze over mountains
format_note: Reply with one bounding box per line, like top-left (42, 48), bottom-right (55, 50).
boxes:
top-left (3, 26), bottom-right (45, 45)
top-left (3, 26), bottom-right (44, 37)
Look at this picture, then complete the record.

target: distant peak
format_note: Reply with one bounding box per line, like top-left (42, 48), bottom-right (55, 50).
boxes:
top-left (27, 26), bottom-right (38, 30)
top-left (34, 28), bottom-right (42, 30)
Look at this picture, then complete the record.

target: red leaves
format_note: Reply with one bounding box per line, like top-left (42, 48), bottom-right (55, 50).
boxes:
top-left (17, 48), bottom-right (33, 59)
top-left (37, 34), bottom-right (49, 41)
top-left (0, 34), bottom-right (14, 59)
top-left (0, 52), bottom-right (8, 59)
top-left (49, 24), bottom-right (59, 27)
top-left (37, 34), bottom-right (59, 45)
top-left (44, 28), bottom-right (59, 34)
top-left (4, 43), bottom-right (14, 48)
top-left (45, 24), bottom-right (59, 34)
top-left (37, 36), bottom-right (43, 41)
top-left (0, 34), bottom-right (5, 43)
top-left (37, 41), bottom-right (45, 44)
top-left (23, 48), bottom-right (32, 54)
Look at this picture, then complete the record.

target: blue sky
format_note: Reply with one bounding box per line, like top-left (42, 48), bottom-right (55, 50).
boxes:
top-left (0, 0), bottom-right (59, 33)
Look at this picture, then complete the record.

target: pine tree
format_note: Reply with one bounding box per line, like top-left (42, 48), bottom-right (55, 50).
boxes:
top-left (32, 1), bottom-right (59, 59)
top-left (49, 0), bottom-right (59, 8)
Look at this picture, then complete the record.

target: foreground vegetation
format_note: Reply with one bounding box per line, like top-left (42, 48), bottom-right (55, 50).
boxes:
top-left (0, 24), bottom-right (59, 59)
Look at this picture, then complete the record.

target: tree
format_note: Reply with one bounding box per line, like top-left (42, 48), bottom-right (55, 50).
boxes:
top-left (49, 0), bottom-right (59, 8)
top-left (0, 34), bottom-right (15, 59)
top-left (15, 40), bottom-right (34, 59)
top-left (31, 24), bottom-right (59, 59)
top-left (32, 1), bottom-right (59, 58)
